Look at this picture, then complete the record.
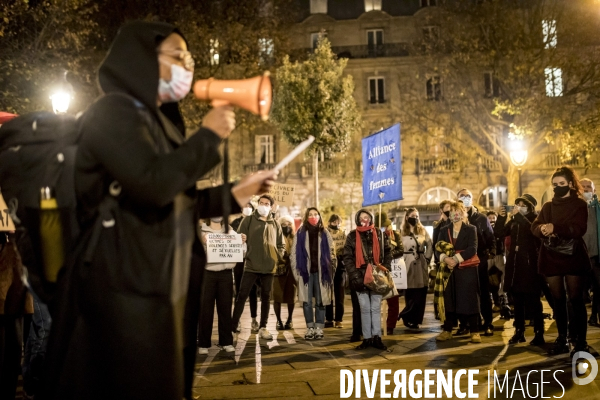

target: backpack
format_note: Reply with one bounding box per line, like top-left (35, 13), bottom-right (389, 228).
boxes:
top-left (0, 111), bottom-right (80, 303)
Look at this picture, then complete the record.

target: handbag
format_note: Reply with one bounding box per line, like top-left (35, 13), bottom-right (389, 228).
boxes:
top-left (364, 263), bottom-right (394, 295)
top-left (448, 229), bottom-right (480, 268)
top-left (543, 235), bottom-right (576, 256)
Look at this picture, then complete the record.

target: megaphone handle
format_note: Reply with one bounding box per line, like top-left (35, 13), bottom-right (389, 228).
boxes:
top-left (211, 100), bottom-right (230, 108)
top-left (222, 138), bottom-right (230, 234)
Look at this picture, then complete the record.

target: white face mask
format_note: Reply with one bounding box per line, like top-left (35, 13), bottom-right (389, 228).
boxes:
top-left (257, 205), bottom-right (271, 217)
top-left (518, 207), bottom-right (528, 215)
top-left (210, 217), bottom-right (223, 223)
top-left (242, 207), bottom-right (253, 217)
top-left (158, 63), bottom-right (193, 103)
top-left (583, 192), bottom-right (594, 202)
top-left (459, 196), bottom-right (473, 208)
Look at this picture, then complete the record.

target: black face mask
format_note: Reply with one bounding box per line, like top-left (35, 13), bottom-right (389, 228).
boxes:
top-left (328, 225), bottom-right (339, 231)
top-left (282, 226), bottom-right (292, 236)
top-left (554, 186), bottom-right (570, 197)
top-left (407, 217), bottom-right (418, 227)
top-left (443, 211), bottom-right (450, 218)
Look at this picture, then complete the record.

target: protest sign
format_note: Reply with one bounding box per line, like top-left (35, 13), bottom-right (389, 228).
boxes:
top-left (361, 123), bottom-right (402, 207)
top-left (206, 233), bottom-right (244, 263)
top-left (266, 183), bottom-right (295, 207)
top-left (391, 258), bottom-right (407, 290)
top-left (0, 192), bottom-right (15, 231)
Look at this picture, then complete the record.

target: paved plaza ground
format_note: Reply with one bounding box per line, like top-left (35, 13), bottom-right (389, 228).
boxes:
top-left (193, 294), bottom-right (600, 400)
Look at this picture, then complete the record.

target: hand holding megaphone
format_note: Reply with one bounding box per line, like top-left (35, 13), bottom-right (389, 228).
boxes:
top-left (201, 106), bottom-right (236, 139)
top-left (194, 72), bottom-right (272, 121)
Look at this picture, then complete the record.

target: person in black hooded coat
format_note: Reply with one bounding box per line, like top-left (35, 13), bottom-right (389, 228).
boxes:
top-left (42, 21), bottom-right (275, 400)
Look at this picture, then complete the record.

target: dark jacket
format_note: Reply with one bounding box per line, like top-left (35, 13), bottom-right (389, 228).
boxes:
top-left (435, 223), bottom-right (479, 315)
top-left (343, 209), bottom-right (392, 292)
top-left (495, 212), bottom-right (540, 294)
top-left (432, 218), bottom-right (452, 262)
top-left (532, 190), bottom-right (591, 276)
top-left (46, 22), bottom-right (239, 400)
top-left (388, 229), bottom-right (404, 260)
top-left (467, 207), bottom-right (495, 259)
top-left (237, 211), bottom-right (285, 274)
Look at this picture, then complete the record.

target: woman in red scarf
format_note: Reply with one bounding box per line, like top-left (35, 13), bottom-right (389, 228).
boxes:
top-left (343, 209), bottom-right (392, 350)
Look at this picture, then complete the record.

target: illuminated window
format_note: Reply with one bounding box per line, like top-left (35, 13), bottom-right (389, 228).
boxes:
top-left (259, 38), bottom-right (274, 64)
top-left (364, 0), bottom-right (382, 12)
top-left (542, 20), bottom-right (557, 49)
top-left (418, 187), bottom-right (455, 205)
top-left (209, 39), bottom-right (219, 66)
top-left (545, 67), bottom-right (563, 97)
top-left (255, 135), bottom-right (275, 164)
top-left (311, 32), bottom-right (327, 49)
top-left (427, 75), bottom-right (442, 101)
top-left (310, 0), bottom-right (327, 14)
top-left (479, 186), bottom-right (508, 209)
top-left (483, 72), bottom-right (500, 98)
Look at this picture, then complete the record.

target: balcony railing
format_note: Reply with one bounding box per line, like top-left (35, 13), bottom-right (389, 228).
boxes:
top-left (242, 161), bottom-right (347, 179)
top-left (416, 157), bottom-right (458, 174)
top-left (290, 43), bottom-right (410, 60)
top-left (544, 153), bottom-right (584, 168)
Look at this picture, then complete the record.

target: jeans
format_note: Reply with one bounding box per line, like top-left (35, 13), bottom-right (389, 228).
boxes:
top-left (199, 270), bottom-right (234, 348)
top-left (22, 297), bottom-right (52, 396)
top-left (303, 272), bottom-right (325, 328)
top-left (325, 264), bottom-right (345, 322)
top-left (356, 291), bottom-right (382, 339)
top-left (232, 271), bottom-right (274, 330)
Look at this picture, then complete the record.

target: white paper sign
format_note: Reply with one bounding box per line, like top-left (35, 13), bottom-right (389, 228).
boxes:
top-left (206, 233), bottom-right (244, 263)
top-left (391, 258), bottom-right (407, 290)
top-left (0, 192), bottom-right (15, 232)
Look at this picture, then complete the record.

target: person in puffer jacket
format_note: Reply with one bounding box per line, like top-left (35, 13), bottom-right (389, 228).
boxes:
top-left (343, 209), bottom-right (392, 350)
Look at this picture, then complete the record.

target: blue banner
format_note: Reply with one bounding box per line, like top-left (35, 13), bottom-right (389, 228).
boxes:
top-left (361, 123), bottom-right (402, 207)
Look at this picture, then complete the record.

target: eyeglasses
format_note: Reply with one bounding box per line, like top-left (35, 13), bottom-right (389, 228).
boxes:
top-left (159, 50), bottom-right (195, 71)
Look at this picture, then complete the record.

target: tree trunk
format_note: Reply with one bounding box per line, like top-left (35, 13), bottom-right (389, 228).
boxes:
top-left (314, 152), bottom-right (319, 209)
top-left (507, 164), bottom-right (519, 204)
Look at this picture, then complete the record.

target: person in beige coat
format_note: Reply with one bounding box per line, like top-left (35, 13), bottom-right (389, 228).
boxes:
top-left (291, 208), bottom-right (335, 340)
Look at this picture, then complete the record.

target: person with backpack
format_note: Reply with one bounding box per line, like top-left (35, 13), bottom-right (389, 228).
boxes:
top-left (41, 21), bottom-right (276, 400)
top-left (291, 207), bottom-right (335, 340)
top-left (232, 194), bottom-right (285, 340)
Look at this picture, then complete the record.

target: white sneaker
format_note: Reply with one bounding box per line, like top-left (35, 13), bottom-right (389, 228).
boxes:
top-left (198, 347), bottom-right (209, 355)
top-left (258, 327), bottom-right (273, 340)
top-left (251, 319), bottom-right (259, 333)
top-left (305, 327), bottom-right (315, 340)
top-left (223, 345), bottom-right (235, 353)
top-left (314, 328), bottom-right (324, 340)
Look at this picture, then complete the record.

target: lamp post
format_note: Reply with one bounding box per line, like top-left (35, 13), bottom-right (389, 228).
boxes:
top-left (509, 137), bottom-right (528, 196)
top-left (49, 71), bottom-right (73, 114)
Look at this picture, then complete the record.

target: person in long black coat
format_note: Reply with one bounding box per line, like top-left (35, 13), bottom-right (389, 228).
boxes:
top-left (435, 201), bottom-right (481, 344)
top-left (494, 194), bottom-right (544, 346)
top-left (42, 21), bottom-right (275, 400)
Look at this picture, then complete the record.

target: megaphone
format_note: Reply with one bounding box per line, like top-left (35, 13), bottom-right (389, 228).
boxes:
top-left (193, 72), bottom-right (272, 121)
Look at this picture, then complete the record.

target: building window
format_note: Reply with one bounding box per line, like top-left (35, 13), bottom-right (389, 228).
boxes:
top-left (542, 20), bottom-right (557, 49)
top-left (421, 0), bottom-right (437, 7)
top-left (258, 38), bottom-right (274, 63)
top-left (368, 77), bottom-right (385, 104)
top-left (418, 187), bottom-right (455, 205)
top-left (255, 135), bottom-right (275, 164)
top-left (209, 39), bottom-right (219, 66)
top-left (311, 32), bottom-right (327, 49)
top-left (545, 67), bottom-right (563, 97)
top-left (364, 0), bottom-right (382, 12)
top-left (310, 0), bottom-right (327, 14)
top-left (426, 76), bottom-right (442, 101)
top-left (483, 72), bottom-right (500, 98)
top-left (479, 185), bottom-right (508, 209)
top-left (367, 29), bottom-right (383, 56)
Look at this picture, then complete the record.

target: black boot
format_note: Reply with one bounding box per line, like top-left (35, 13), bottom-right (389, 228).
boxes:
top-left (588, 314), bottom-right (599, 327)
top-left (371, 335), bottom-right (387, 350)
top-left (356, 338), bottom-right (371, 350)
top-left (530, 331), bottom-right (545, 346)
top-left (570, 340), bottom-right (589, 357)
top-left (548, 335), bottom-right (569, 355)
top-left (508, 329), bottom-right (526, 344)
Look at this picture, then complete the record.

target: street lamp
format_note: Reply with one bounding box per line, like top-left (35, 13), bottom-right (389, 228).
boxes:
top-left (49, 71), bottom-right (73, 114)
top-left (509, 136), bottom-right (528, 195)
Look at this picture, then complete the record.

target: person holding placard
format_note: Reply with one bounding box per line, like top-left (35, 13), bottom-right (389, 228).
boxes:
top-left (198, 217), bottom-right (241, 354)
top-left (291, 208), bottom-right (335, 340)
top-left (398, 208), bottom-right (433, 331)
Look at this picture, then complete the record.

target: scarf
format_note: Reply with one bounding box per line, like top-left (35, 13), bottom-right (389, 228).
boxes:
top-left (295, 227), bottom-right (332, 286)
top-left (355, 225), bottom-right (380, 268)
top-left (433, 240), bottom-right (455, 322)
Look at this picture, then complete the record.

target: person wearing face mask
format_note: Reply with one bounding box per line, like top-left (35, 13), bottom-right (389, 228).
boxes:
top-left (581, 178), bottom-right (600, 327)
top-left (456, 188), bottom-right (496, 336)
top-left (326, 214), bottom-right (348, 329)
top-left (272, 215), bottom-right (297, 330)
top-left (532, 167), bottom-right (591, 356)
top-left (495, 194), bottom-right (545, 346)
top-left (46, 22), bottom-right (278, 399)
top-left (291, 208), bottom-right (335, 340)
top-left (435, 201), bottom-right (481, 344)
top-left (343, 209), bottom-right (392, 350)
top-left (197, 217), bottom-right (239, 355)
top-left (398, 208), bottom-right (433, 331)
top-left (232, 195), bottom-right (285, 340)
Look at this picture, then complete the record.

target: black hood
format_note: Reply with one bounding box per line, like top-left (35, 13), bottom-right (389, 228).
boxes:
top-left (98, 21), bottom-right (187, 117)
